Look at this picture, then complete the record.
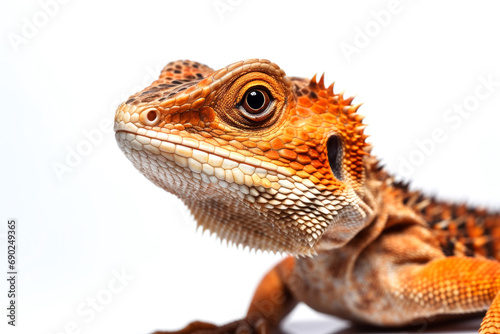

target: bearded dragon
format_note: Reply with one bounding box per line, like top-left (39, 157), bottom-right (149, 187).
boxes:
top-left (114, 59), bottom-right (500, 334)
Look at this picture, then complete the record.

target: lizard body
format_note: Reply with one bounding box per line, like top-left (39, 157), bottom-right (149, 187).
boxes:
top-left (114, 59), bottom-right (500, 333)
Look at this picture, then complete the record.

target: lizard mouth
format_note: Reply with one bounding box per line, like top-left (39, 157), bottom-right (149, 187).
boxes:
top-left (115, 129), bottom-right (292, 192)
top-left (115, 127), bottom-right (324, 255)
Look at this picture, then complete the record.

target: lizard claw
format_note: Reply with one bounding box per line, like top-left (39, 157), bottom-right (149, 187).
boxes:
top-left (152, 318), bottom-right (272, 334)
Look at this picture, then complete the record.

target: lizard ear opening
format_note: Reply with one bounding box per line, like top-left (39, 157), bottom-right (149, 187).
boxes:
top-left (327, 135), bottom-right (343, 181)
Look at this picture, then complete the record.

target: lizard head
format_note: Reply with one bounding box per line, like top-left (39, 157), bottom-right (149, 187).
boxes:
top-left (114, 59), bottom-right (372, 255)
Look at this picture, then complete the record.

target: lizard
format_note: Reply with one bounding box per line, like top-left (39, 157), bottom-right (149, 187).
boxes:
top-left (114, 59), bottom-right (500, 334)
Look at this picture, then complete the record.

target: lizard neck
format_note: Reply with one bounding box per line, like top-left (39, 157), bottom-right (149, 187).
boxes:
top-left (313, 156), bottom-right (382, 253)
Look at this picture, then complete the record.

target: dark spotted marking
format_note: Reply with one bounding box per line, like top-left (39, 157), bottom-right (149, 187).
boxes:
top-left (141, 94), bottom-right (161, 103)
top-left (485, 227), bottom-right (495, 258)
top-left (442, 239), bottom-right (455, 256)
top-left (140, 88), bottom-right (162, 96)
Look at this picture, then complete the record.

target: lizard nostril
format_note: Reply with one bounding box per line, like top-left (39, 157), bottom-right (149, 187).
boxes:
top-left (140, 109), bottom-right (160, 126)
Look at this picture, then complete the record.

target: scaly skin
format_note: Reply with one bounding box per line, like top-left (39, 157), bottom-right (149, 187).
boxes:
top-left (114, 59), bottom-right (500, 333)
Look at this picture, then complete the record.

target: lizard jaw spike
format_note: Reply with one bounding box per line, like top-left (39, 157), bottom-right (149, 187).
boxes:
top-left (355, 114), bottom-right (366, 122)
top-left (318, 73), bottom-right (326, 89)
top-left (344, 95), bottom-right (356, 105)
top-left (327, 82), bottom-right (335, 95)
top-left (350, 103), bottom-right (363, 114)
top-left (363, 143), bottom-right (373, 153)
top-left (309, 74), bottom-right (318, 89)
top-left (355, 125), bottom-right (368, 132)
top-left (338, 90), bottom-right (345, 101)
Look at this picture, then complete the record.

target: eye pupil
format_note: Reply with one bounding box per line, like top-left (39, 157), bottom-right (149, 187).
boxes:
top-left (246, 90), bottom-right (265, 111)
top-left (240, 87), bottom-right (272, 120)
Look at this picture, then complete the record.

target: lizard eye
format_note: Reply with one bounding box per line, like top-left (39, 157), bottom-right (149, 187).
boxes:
top-left (239, 87), bottom-right (274, 121)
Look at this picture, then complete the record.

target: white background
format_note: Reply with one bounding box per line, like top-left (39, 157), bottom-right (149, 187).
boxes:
top-left (1, 0), bottom-right (500, 333)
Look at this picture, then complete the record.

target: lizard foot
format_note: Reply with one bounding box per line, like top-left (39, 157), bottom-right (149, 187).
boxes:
top-left (152, 318), bottom-right (273, 334)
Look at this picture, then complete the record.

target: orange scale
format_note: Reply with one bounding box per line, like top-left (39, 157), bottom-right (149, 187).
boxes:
top-left (298, 96), bottom-right (314, 107)
top-left (303, 125), bottom-right (317, 133)
top-left (283, 127), bottom-right (297, 137)
top-left (296, 171), bottom-right (310, 178)
top-left (257, 142), bottom-right (272, 152)
top-left (297, 106), bottom-right (312, 118)
top-left (200, 107), bottom-right (215, 122)
top-left (317, 98), bottom-right (329, 107)
top-left (279, 149), bottom-right (298, 161)
top-left (297, 154), bottom-right (311, 164)
top-left (325, 184), bottom-right (337, 191)
top-left (229, 140), bottom-right (245, 150)
top-left (321, 113), bottom-right (336, 123)
top-left (191, 98), bottom-right (205, 110)
top-left (249, 148), bottom-right (264, 155)
top-left (270, 138), bottom-right (285, 150)
top-left (303, 165), bottom-right (317, 174)
top-left (184, 86), bottom-right (197, 95)
top-left (317, 90), bottom-right (329, 98)
top-left (295, 145), bottom-right (309, 154)
top-left (281, 136), bottom-right (293, 145)
top-left (265, 150), bottom-right (280, 160)
top-left (220, 135), bottom-right (234, 141)
top-left (320, 178), bottom-right (330, 185)
top-left (289, 162), bottom-right (304, 170)
top-left (175, 94), bottom-right (190, 106)
top-left (242, 141), bottom-right (257, 148)
top-left (308, 149), bottom-right (319, 159)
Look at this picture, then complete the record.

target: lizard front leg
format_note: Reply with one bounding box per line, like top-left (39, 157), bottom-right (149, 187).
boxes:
top-left (154, 257), bottom-right (297, 334)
